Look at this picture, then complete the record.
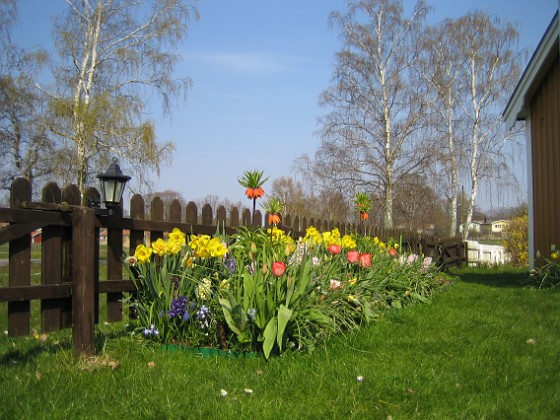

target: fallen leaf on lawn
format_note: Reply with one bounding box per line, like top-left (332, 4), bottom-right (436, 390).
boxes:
top-left (147, 361), bottom-right (156, 368)
top-left (526, 338), bottom-right (536, 345)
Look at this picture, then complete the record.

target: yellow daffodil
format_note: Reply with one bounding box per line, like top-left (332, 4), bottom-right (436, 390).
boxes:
top-left (168, 228), bottom-right (186, 245)
top-left (166, 240), bottom-right (182, 255)
top-left (208, 239), bottom-right (228, 258)
top-left (341, 235), bottom-right (356, 249)
top-left (151, 238), bottom-right (167, 256)
top-left (134, 244), bottom-right (152, 263)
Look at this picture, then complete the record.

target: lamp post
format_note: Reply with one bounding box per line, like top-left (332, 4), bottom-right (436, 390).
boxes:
top-left (95, 157), bottom-right (131, 215)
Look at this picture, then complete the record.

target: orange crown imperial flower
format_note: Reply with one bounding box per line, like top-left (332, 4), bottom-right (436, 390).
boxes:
top-left (245, 187), bottom-right (265, 199)
top-left (261, 197), bottom-right (285, 226)
top-left (238, 170), bottom-right (269, 200)
top-left (353, 192), bottom-right (371, 218)
top-left (268, 213), bottom-right (281, 225)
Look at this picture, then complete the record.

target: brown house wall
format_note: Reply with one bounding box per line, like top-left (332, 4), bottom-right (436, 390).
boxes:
top-left (531, 55), bottom-right (560, 257)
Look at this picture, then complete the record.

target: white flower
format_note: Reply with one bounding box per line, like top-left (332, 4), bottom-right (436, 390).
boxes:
top-left (329, 279), bottom-right (343, 290)
top-left (407, 254), bottom-right (419, 264)
top-left (356, 375), bottom-right (364, 382)
top-left (220, 389), bottom-right (228, 397)
top-left (244, 388), bottom-right (254, 395)
top-left (196, 278), bottom-right (212, 300)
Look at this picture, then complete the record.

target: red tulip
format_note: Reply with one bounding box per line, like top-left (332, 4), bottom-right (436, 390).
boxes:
top-left (347, 250), bottom-right (360, 263)
top-left (327, 244), bottom-right (341, 255)
top-left (359, 253), bottom-right (372, 268)
top-left (388, 247), bottom-right (397, 258)
top-left (271, 261), bottom-right (286, 277)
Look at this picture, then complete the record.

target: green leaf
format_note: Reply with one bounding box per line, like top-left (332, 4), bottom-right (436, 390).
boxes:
top-left (263, 317), bottom-right (278, 359)
top-left (289, 259), bottom-right (312, 305)
top-left (219, 296), bottom-right (243, 336)
top-left (243, 272), bottom-right (256, 312)
top-left (411, 292), bottom-right (429, 303)
top-left (277, 304), bottom-right (293, 349)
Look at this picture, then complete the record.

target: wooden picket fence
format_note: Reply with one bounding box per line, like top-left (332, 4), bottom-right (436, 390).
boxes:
top-left (0, 178), bottom-right (466, 357)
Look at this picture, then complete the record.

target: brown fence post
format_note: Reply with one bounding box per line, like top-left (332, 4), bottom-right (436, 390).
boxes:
top-left (72, 206), bottom-right (96, 357)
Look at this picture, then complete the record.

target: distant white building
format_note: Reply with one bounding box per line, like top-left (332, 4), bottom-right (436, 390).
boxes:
top-left (459, 220), bottom-right (508, 236)
top-left (490, 220), bottom-right (508, 234)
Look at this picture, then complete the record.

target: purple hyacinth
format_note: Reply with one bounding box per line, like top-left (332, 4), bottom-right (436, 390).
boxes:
top-left (168, 295), bottom-right (190, 321)
top-left (225, 257), bottom-right (237, 274)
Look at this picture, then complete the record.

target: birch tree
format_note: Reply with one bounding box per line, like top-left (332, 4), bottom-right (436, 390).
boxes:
top-left (452, 12), bottom-right (522, 240)
top-left (45, 0), bottom-right (199, 195)
top-left (417, 19), bottom-right (464, 237)
top-left (315, 0), bottom-right (433, 228)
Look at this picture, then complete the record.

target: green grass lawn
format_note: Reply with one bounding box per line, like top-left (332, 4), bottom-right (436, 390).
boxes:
top-left (0, 267), bottom-right (558, 419)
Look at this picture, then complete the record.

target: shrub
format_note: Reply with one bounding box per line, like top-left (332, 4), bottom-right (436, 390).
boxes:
top-left (502, 212), bottom-right (528, 266)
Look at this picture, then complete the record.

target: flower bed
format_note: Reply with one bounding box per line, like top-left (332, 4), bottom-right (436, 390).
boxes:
top-left (124, 226), bottom-right (448, 358)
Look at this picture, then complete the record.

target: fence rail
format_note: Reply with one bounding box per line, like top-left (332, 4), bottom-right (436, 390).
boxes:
top-left (0, 178), bottom-right (466, 356)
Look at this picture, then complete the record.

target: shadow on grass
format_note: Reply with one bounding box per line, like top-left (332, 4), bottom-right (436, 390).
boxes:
top-left (0, 328), bottom-right (131, 367)
top-left (451, 267), bottom-right (531, 288)
top-left (0, 338), bottom-right (71, 367)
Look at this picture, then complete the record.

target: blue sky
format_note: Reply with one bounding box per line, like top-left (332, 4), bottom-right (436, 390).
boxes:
top-left (12, 0), bottom-right (560, 209)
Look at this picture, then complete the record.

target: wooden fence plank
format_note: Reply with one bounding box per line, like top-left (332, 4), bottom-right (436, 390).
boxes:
top-left (150, 197), bottom-right (164, 242)
top-left (128, 194), bottom-right (145, 319)
top-left (41, 182), bottom-right (64, 332)
top-left (8, 178), bottom-right (32, 336)
top-left (61, 184), bottom-right (81, 328)
top-left (107, 222), bottom-right (123, 322)
top-left (0, 284), bottom-right (71, 302)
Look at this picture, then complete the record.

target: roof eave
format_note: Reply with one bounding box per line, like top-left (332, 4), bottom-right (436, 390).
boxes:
top-left (503, 11), bottom-right (559, 130)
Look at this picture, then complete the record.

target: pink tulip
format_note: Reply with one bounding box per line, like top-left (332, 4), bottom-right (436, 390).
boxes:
top-left (359, 253), bottom-right (372, 268)
top-left (347, 250), bottom-right (360, 263)
top-left (327, 244), bottom-right (341, 255)
top-left (271, 261), bottom-right (286, 277)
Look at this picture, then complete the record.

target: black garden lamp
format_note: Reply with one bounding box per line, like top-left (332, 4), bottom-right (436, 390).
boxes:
top-left (96, 157), bottom-right (131, 214)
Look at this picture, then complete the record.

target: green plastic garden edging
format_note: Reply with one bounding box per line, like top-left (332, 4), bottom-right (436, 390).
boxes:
top-left (161, 344), bottom-right (259, 359)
